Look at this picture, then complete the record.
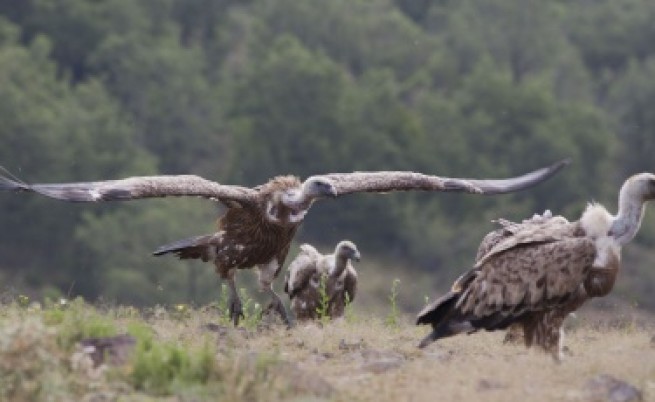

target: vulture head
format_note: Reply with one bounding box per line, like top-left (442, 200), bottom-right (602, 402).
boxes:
top-left (626, 173), bottom-right (655, 201)
top-left (609, 172), bottom-right (655, 245)
top-left (335, 240), bottom-right (361, 262)
top-left (280, 176), bottom-right (337, 212)
top-left (301, 176), bottom-right (338, 199)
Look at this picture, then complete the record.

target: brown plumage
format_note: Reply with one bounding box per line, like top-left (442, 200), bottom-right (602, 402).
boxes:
top-left (417, 173), bottom-right (655, 360)
top-left (0, 160), bottom-right (567, 326)
top-left (284, 241), bottom-right (360, 321)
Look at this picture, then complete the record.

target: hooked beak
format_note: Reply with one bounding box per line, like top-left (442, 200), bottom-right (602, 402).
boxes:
top-left (352, 251), bottom-right (361, 262)
top-left (648, 178), bottom-right (655, 200)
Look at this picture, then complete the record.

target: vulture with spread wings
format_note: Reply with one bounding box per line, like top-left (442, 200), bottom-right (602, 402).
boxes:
top-left (0, 160), bottom-right (568, 325)
top-left (417, 172), bottom-right (655, 360)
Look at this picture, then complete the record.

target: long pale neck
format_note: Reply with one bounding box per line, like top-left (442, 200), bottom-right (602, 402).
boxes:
top-left (330, 255), bottom-right (349, 278)
top-left (610, 189), bottom-right (645, 246)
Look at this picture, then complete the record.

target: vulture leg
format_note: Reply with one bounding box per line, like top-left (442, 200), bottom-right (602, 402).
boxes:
top-left (522, 311), bottom-right (566, 362)
top-left (257, 261), bottom-right (291, 326)
top-left (225, 272), bottom-right (244, 326)
top-left (264, 287), bottom-right (290, 326)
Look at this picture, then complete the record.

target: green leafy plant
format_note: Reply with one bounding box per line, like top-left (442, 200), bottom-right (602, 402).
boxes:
top-left (344, 292), bottom-right (357, 324)
top-left (41, 298), bottom-right (118, 350)
top-left (239, 287), bottom-right (263, 329)
top-left (385, 279), bottom-right (401, 328)
top-left (316, 274), bottom-right (330, 323)
top-left (170, 303), bottom-right (191, 321)
top-left (126, 321), bottom-right (217, 395)
top-left (16, 294), bottom-right (30, 308)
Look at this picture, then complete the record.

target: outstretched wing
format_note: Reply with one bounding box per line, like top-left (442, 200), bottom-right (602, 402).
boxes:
top-left (318, 159), bottom-right (569, 196)
top-left (0, 170), bottom-right (257, 205)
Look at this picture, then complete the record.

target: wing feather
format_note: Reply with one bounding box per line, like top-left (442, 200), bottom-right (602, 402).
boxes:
top-left (0, 172), bottom-right (257, 205)
top-left (284, 246), bottom-right (320, 298)
top-left (460, 238), bottom-right (596, 321)
top-left (475, 217), bottom-right (576, 267)
top-left (320, 159), bottom-right (569, 196)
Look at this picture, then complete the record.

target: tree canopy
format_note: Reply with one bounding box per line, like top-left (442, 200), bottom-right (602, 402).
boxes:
top-left (0, 0), bottom-right (653, 309)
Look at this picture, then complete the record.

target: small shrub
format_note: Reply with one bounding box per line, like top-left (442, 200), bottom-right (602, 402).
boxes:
top-left (0, 318), bottom-right (68, 401)
top-left (385, 279), bottom-right (401, 328)
top-left (170, 303), bottom-right (191, 321)
top-left (316, 274), bottom-right (330, 324)
top-left (17, 294), bottom-right (30, 308)
top-left (218, 283), bottom-right (231, 323)
top-left (344, 292), bottom-right (357, 323)
top-left (128, 335), bottom-right (218, 395)
top-left (239, 287), bottom-right (263, 329)
top-left (47, 298), bottom-right (119, 350)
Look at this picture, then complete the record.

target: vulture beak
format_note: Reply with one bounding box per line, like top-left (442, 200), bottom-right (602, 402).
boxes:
top-left (318, 179), bottom-right (337, 198)
top-left (352, 250), bottom-right (361, 262)
top-left (647, 177), bottom-right (655, 200)
top-left (327, 184), bottom-right (338, 198)
top-left (303, 176), bottom-right (338, 198)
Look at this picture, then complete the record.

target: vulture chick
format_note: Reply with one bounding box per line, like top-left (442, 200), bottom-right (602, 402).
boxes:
top-left (0, 159), bottom-right (567, 326)
top-left (417, 173), bottom-right (655, 360)
top-left (284, 241), bottom-right (360, 321)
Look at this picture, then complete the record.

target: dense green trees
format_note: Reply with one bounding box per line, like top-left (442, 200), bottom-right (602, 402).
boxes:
top-left (0, 0), bottom-right (653, 309)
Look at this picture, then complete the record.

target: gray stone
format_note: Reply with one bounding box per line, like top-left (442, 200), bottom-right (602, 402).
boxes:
top-left (78, 334), bottom-right (136, 367)
top-left (477, 378), bottom-right (506, 392)
top-left (583, 374), bottom-right (643, 402)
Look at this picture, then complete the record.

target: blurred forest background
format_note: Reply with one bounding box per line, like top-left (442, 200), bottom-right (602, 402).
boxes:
top-left (0, 0), bottom-right (654, 312)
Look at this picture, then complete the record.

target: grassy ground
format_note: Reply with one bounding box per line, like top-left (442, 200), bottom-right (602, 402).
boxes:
top-left (0, 295), bottom-right (653, 402)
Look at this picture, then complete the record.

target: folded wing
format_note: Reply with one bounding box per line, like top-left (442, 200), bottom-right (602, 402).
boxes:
top-left (284, 244), bottom-right (321, 298)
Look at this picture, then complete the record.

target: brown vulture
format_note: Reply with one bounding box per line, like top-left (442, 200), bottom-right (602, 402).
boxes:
top-left (0, 159), bottom-right (568, 326)
top-left (417, 173), bottom-right (655, 360)
top-left (284, 241), bottom-right (360, 321)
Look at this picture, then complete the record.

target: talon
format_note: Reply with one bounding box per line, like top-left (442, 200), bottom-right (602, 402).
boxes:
top-left (262, 297), bottom-right (291, 326)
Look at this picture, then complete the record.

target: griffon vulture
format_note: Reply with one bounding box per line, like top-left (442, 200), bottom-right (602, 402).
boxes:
top-left (0, 159), bottom-right (567, 326)
top-left (284, 241), bottom-right (360, 321)
top-left (417, 173), bottom-right (655, 360)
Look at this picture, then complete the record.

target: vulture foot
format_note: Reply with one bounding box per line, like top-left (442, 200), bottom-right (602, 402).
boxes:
top-left (228, 295), bottom-right (244, 326)
top-left (264, 291), bottom-right (291, 327)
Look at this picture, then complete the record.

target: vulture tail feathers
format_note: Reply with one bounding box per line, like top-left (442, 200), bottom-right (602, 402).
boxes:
top-left (416, 291), bottom-right (459, 326)
top-left (418, 320), bottom-right (475, 348)
top-left (416, 284), bottom-right (482, 348)
top-left (153, 234), bottom-right (216, 261)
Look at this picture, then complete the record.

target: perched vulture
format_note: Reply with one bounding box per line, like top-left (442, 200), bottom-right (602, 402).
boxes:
top-left (0, 159), bottom-right (567, 326)
top-left (417, 173), bottom-right (655, 360)
top-left (284, 241), bottom-right (360, 321)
